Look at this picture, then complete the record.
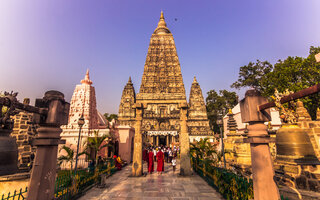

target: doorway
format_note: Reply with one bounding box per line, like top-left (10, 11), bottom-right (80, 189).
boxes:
top-left (159, 136), bottom-right (166, 146)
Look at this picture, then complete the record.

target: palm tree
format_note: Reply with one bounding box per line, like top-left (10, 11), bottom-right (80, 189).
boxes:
top-left (190, 138), bottom-right (219, 166)
top-left (81, 130), bottom-right (111, 166)
top-left (58, 145), bottom-right (75, 169)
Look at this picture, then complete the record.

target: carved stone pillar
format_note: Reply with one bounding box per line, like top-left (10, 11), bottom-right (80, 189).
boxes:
top-left (132, 103), bottom-right (143, 176)
top-left (156, 136), bottom-right (159, 146)
top-left (240, 89), bottom-right (279, 200)
top-left (28, 91), bottom-right (69, 200)
top-left (179, 103), bottom-right (192, 176)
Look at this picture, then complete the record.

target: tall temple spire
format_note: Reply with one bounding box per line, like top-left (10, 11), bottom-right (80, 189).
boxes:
top-left (118, 77), bottom-right (136, 125)
top-left (138, 11), bottom-right (185, 100)
top-left (188, 77), bottom-right (212, 135)
top-left (81, 69), bottom-right (93, 85)
top-left (188, 78), bottom-right (208, 120)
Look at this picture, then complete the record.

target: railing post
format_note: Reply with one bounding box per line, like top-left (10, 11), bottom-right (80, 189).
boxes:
top-left (27, 91), bottom-right (69, 200)
top-left (240, 89), bottom-right (279, 200)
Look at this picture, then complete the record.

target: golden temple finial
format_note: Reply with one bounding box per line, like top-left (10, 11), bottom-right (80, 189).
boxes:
top-left (154, 11), bottom-right (170, 34)
top-left (160, 10), bottom-right (164, 20)
top-left (128, 76), bottom-right (132, 83)
top-left (81, 69), bottom-right (93, 85)
top-left (228, 108), bottom-right (233, 114)
top-left (193, 76), bottom-right (197, 84)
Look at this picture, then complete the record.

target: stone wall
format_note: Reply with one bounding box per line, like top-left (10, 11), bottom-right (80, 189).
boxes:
top-left (11, 112), bottom-right (37, 172)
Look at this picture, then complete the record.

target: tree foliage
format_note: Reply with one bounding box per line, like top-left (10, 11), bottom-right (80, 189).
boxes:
top-left (206, 90), bottom-right (238, 133)
top-left (104, 113), bottom-right (118, 122)
top-left (231, 60), bottom-right (273, 91)
top-left (81, 130), bottom-right (111, 165)
top-left (58, 145), bottom-right (75, 169)
top-left (231, 46), bottom-right (320, 119)
top-left (190, 138), bottom-right (218, 166)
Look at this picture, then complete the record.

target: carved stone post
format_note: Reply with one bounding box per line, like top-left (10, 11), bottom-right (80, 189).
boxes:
top-left (132, 103), bottom-right (143, 176)
top-left (179, 103), bottom-right (192, 176)
top-left (28, 91), bottom-right (69, 200)
top-left (240, 89), bottom-right (279, 200)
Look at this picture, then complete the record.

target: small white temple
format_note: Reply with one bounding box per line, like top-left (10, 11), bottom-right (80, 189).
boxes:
top-left (59, 70), bottom-right (112, 167)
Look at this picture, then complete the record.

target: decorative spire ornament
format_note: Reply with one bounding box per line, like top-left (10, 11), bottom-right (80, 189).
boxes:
top-left (81, 69), bottom-right (93, 85)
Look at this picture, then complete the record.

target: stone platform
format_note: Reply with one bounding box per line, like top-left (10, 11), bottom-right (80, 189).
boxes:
top-left (78, 160), bottom-right (224, 200)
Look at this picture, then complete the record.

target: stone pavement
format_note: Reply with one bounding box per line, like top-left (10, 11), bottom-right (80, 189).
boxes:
top-left (78, 160), bottom-right (224, 200)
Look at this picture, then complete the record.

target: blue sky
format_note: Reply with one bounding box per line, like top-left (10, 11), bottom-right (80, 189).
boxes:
top-left (1, 0), bottom-right (320, 114)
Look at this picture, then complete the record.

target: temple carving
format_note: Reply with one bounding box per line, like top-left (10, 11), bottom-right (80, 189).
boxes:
top-left (118, 11), bottom-right (213, 146)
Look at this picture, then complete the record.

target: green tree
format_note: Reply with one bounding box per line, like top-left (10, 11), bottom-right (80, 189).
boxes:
top-left (231, 46), bottom-right (320, 119)
top-left (231, 60), bottom-right (273, 91)
top-left (104, 113), bottom-right (118, 122)
top-left (206, 89), bottom-right (238, 133)
top-left (58, 145), bottom-right (75, 169)
top-left (190, 138), bottom-right (225, 167)
top-left (82, 130), bottom-right (111, 166)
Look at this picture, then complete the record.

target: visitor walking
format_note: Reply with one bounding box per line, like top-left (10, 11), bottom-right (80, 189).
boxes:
top-left (156, 148), bottom-right (164, 174)
top-left (168, 148), bottom-right (173, 163)
top-left (164, 148), bottom-right (168, 163)
top-left (172, 156), bottom-right (176, 173)
top-left (148, 148), bottom-right (154, 173)
top-left (153, 148), bottom-right (157, 162)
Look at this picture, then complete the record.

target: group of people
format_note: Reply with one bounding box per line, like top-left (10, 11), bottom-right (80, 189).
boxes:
top-left (143, 146), bottom-right (178, 174)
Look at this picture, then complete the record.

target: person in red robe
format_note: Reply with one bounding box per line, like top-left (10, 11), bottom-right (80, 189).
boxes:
top-left (148, 149), bottom-right (154, 173)
top-left (156, 149), bottom-right (164, 174)
top-left (143, 148), bottom-right (148, 162)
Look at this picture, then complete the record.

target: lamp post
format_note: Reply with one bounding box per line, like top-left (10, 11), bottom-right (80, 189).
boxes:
top-left (74, 114), bottom-right (85, 175)
top-left (216, 117), bottom-right (226, 169)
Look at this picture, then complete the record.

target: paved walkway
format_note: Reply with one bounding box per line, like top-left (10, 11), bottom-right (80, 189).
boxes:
top-left (78, 160), bottom-right (224, 200)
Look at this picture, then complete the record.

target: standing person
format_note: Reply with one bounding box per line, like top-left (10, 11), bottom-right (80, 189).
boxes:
top-left (153, 147), bottom-right (157, 162)
top-left (148, 148), bottom-right (154, 174)
top-left (172, 156), bottom-right (176, 173)
top-left (143, 148), bottom-right (148, 162)
top-left (168, 148), bottom-right (173, 163)
top-left (114, 155), bottom-right (122, 170)
top-left (156, 148), bottom-right (164, 174)
top-left (164, 147), bottom-right (168, 163)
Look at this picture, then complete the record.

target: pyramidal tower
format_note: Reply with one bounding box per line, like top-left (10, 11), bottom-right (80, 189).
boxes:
top-left (188, 76), bottom-right (211, 137)
top-left (118, 12), bottom-right (213, 147)
top-left (118, 77), bottom-right (136, 126)
top-left (137, 11), bottom-right (186, 100)
top-left (119, 11), bottom-right (213, 176)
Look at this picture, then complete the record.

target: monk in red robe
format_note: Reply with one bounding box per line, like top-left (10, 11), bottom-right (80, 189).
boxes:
top-left (156, 149), bottom-right (164, 174)
top-left (143, 148), bottom-right (148, 162)
top-left (148, 149), bottom-right (154, 173)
